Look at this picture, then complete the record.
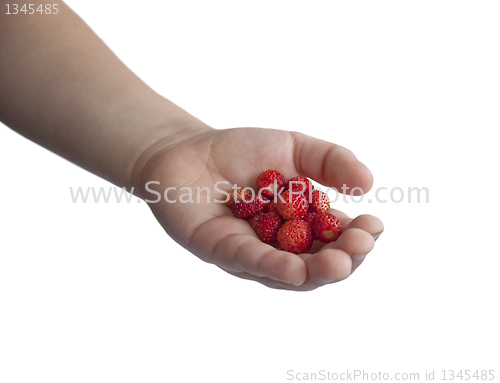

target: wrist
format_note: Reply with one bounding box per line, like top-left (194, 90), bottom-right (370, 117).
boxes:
top-left (129, 110), bottom-right (214, 199)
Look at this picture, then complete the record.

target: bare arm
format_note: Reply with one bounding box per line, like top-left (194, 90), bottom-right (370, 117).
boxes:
top-left (0, 1), bottom-right (210, 195)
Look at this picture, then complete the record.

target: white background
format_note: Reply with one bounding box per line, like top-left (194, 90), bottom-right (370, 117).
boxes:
top-left (1, 1), bottom-right (499, 382)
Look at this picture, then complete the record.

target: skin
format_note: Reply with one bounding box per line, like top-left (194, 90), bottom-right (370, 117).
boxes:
top-left (0, 2), bottom-right (383, 291)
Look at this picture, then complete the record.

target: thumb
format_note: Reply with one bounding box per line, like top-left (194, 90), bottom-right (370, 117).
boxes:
top-left (291, 131), bottom-right (373, 195)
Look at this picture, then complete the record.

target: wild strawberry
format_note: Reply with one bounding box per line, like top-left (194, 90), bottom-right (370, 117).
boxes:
top-left (248, 212), bottom-right (262, 230)
top-left (232, 196), bottom-right (265, 219)
top-left (277, 220), bottom-right (313, 254)
top-left (249, 212), bottom-right (283, 244)
top-left (226, 187), bottom-right (251, 209)
top-left (309, 189), bottom-right (330, 213)
top-left (303, 191), bottom-right (310, 203)
top-left (311, 213), bottom-right (342, 242)
top-left (286, 176), bottom-right (313, 194)
top-left (302, 212), bottom-right (318, 226)
top-left (257, 170), bottom-right (285, 199)
top-left (276, 190), bottom-right (308, 221)
top-left (265, 199), bottom-right (279, 213)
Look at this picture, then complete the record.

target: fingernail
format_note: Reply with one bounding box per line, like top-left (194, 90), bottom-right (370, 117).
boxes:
top-left (352, 254), bottom-right (366, 262)
top-left (373, 232), bottom-right (383, 241)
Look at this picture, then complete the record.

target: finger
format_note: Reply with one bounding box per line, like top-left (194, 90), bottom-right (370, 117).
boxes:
top-left (323, 227), bottom-right (375, 273)
top-left (223, 269), bottom-right (324, 292)
top-left (304, 248), bottom-right (353, 285)
top-left (343, 214), bottom-right (384, 237)
top-left (212, 234), bottom-right (307, 286)
top-left (291, 131), bottom-right (373, 194)
top-left (188, 213), bottom-right (308, 285)
top-left (340, 214), bottom-right (383, 271)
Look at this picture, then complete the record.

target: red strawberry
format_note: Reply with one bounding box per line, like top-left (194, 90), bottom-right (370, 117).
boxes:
top-left (232, 196), bottom-right (265, 219)
top-left (302, 212), bottom-right (318, 226)
top-left (277, 220), bottom-right (313, 254)
top-left (249, 212), bottom-right (283, 244)
top-left (226, 187), bottom-right (251, 209)
top-left (309, 189), bottom-right (330, 213)
top-left (286, 176), bottom-right (313, 194)
top-left (248, 213), bottom-right (262, 230)
top-left (304, 190), bottom-right (311, 202)
top-left (311, 213), bottom-right (342, 242)
top-left (257, 170), bottom-right (285, 199)
top-left (276, 190), bottom-right (308, 221)
top-left (265, 199), bottom-right (279, 213)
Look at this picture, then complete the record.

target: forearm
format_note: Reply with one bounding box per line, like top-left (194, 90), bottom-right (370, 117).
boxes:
top-left (0, 1), bottom-right (211, 195)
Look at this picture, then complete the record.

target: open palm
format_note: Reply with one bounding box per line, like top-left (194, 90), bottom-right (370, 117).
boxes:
top-left (141, 127), bottom-right (383, 291)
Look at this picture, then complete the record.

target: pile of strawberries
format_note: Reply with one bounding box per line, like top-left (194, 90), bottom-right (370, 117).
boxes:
top-left (226, 170), bottom-right (342, 254)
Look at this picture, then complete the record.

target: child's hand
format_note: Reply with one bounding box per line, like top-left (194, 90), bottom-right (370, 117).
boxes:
top-left (0, 5), bottom-right (382, 290)
top-left (140, 127), bottom-right (383, 291)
